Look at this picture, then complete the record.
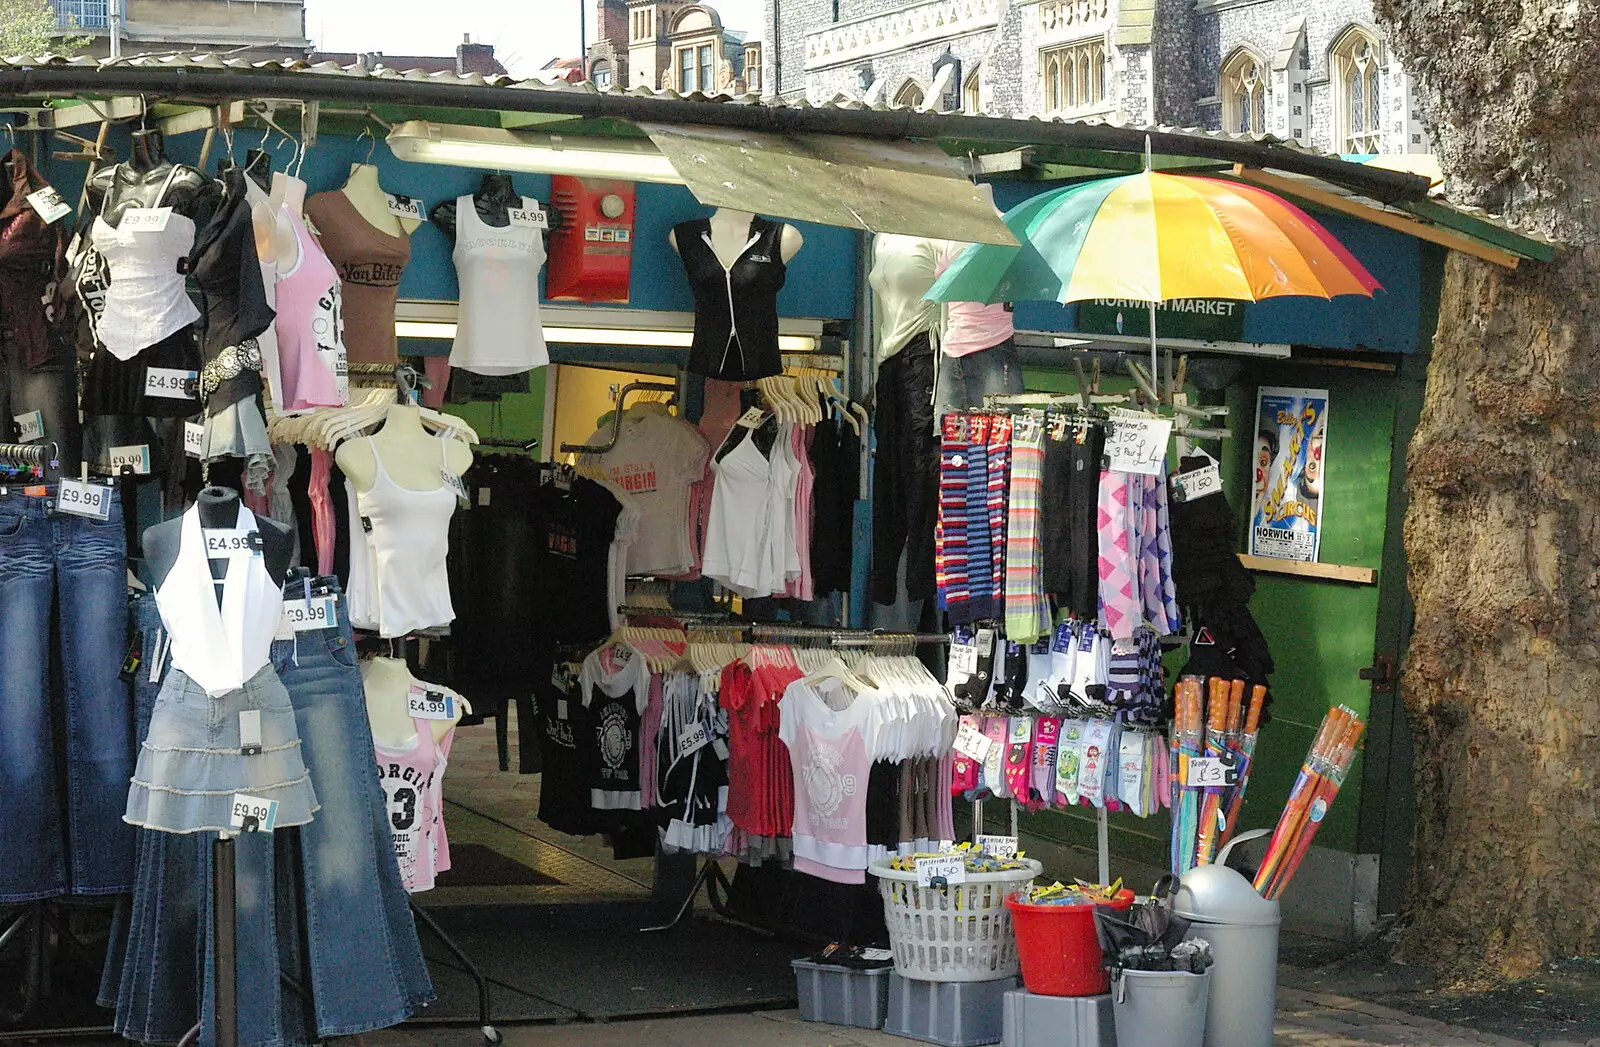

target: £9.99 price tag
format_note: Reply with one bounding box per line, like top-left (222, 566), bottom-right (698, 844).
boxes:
top-left (1103, 412), bottom-right (1172, 476)
top-left (144, 367), bottom-right (198, 400)
top-left (118, 207), bottom-right (173, 233)
top-left (915, 855), bottom-right (968, 886)
top-left (385, 193), bottom-right (423, 220)
top-left (230, 793), bottom-right (279, 833)
top-left (108, 444), bottom-right (151, 475)
top-left (203, 528), bottom-right (261, 559)
top-left (508, 204), bottom-right (548, 229)
top-left (25, 186), bottom-right (71, 224)
top-left (407, 684), bottom-right (456, 721)
top-left (57, 479), bottom-right (111, 520)
top-left (282, 595), bottom-right (336, 632)
top-left (14, 410), bottom-right (44, 443)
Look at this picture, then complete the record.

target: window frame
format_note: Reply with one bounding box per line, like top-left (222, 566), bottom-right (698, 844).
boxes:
top-left (1220, 48), bottom-right (1268, 136)
top-left (1038, 37), bottom-right (1106, 115)
top-left (1332, 27), bottom-right (1384, 153)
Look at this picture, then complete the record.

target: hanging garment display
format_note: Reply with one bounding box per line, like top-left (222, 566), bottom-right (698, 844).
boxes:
top-left (273, 182), bottom-right (348, 411)
top-left (932, 239), bottom-right (1023, 415)
top-left (528, 469), bottom-right (625, 647)
top-left (580, 641), bottom-right (652, 810)
top-left (365, 656), bottom-right (459, 893)
top-left (580, 403), bottom-right (709, 576)
top-left (306, 179), bottom-right (412, 366)
top-left (448, 192), bottom-right (550, 376)
top-left (241, 172), bottom-right (285, 412)
top-left (871, 333), bottom-right (938, 605)
top-left (702, 418), bottom-right (803, 598)
top-left (674, 212), bottom-right (791, 382)
top-left (0, 150), bottom-right (70, 372)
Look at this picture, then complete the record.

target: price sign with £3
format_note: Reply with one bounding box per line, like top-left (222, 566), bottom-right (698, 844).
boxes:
top-left (1103, 412), bottom-right (1172, 476)
top-left (1184, 753), bottom-right (1240, 788)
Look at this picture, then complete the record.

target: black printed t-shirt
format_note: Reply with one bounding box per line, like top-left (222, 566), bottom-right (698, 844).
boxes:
top-left (529, 475), bottom-right (622, 647)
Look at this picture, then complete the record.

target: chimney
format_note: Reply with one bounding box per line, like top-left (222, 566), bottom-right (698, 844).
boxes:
top-left (456, 33), bottom-right (497, 75)
top-left (596, 0), bottom-right (628, 52)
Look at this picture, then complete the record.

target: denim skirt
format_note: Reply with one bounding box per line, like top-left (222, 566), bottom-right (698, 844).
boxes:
top-left (125, 662), bottom-right (319, 834)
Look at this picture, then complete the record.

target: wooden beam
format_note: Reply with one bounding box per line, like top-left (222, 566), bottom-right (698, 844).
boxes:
top-left (1238, 554), bottom-right (1377, 585)
top-left (157, 101), bottom-right (245, 137)
top-left (49, 96), bottom-right (144, 129)
top-left (1232, 164), bottom-right (1523, 270)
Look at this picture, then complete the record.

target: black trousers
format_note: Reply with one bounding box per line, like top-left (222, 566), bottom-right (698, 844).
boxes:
top-left (1041, 422), bottom-right (1104, 620)
top-left (870, 336), bottom-right (938, 605)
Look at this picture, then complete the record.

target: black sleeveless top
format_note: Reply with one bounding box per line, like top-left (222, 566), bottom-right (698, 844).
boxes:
top-left (673, 215), bottom-right (787, 381)
top-left (189, 167), bottom-right (274, 409)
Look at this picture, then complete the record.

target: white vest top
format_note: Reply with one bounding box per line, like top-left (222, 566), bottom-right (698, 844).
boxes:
top-left (91, 165), bottom-right (203, 362)
top-left (155, 504), bottom-right (284, 697)
top-left (448, 195), bottom-right (549, 376)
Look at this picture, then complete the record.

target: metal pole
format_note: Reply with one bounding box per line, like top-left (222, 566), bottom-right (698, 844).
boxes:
top-left (578, 0), bottom-right (587, 73)
top-left (1097, 806), bottom-right (1111, 888)
top-left (213, 834), bottom-right (237, 1047)
top-left (108, 0), bottom-right (122, 60)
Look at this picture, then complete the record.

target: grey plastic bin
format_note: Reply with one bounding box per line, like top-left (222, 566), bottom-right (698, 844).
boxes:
top-left (792, 959), bottom-right (892, 1029)
top-left (883, 971), bottom-right (1018, 1046)
top-left (1001, 987), bottom-right (1115, 1047)
top-left (1112, 968), bottom-right (1210, 1047)
top-left (1174, 863), bottom-right (1280, 1047)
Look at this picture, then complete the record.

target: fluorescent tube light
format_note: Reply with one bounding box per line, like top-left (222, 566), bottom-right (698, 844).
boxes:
top-left (386, 121), bottom-right (685, 185)
top-left (396, 319), bottom-right (816, 353)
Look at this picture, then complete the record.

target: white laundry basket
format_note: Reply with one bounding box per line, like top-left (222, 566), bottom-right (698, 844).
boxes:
top-left (870, 857), bottom-right (1043, 982)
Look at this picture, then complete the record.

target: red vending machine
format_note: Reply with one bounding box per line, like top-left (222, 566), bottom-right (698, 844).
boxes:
top-left (545, 175), bottom-right (636, 303)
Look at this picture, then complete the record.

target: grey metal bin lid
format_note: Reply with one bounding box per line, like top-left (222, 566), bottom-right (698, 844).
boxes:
top-left (1173, 864), bottom-right (1282, 927)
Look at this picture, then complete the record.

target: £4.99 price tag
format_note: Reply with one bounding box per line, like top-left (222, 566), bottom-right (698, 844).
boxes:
top-left (1103, 412), bottom-right (1173, 476)
top-left (184, 421), bottom-right (205, 458)
top-left (282, 595), bottom-right (336, 632)
top-left (25, 186), bottom-right (71, 224)
top-left (508, 203), bottom-right (548, 229)
top-left (203, 528), bottom-right (261, 559)
top-left (230, 793), bottom-right (279, 833)
top-left (144, 367), bottom-right (198, 400)
top-left (108, 444), bottom-right (151, 475)
top-left (118, 207), bottom-right (173, 233)
top-left (915, 855), bottom-right (968, 886)
top-left (57, 478), bottom-right (112, 520)
top-left (976, 834), bottom-right (1019, 859)
top-left (13, 410), bottom-right (44, 443)
top-left (385, 193), bottom-right (424, 220)
top-left (407, 684), bottom-right (456, 721)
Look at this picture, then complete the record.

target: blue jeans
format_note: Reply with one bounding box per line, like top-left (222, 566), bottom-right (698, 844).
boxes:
top-left (0, 486), bottom-right (134, 901)
top-left (934, 337), bottom-right (1024, 417)
top-left (102, 580), bottom-right (432, 1046)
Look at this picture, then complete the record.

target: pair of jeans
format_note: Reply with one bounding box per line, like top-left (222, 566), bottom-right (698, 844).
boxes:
top-left (933, 337), bottom-right (1024, 417)
top-left (870, 334), bottom-right (938, 605)
top-left (102, 580), bottom-right (432, 1046)
top-left (0, 486), bottom-right (134, 902)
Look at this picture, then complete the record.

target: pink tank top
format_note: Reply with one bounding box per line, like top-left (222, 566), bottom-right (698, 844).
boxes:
top-left (275, 206), bottom-right (347, 410)
top-left (376, 716), bottom-right (455, 893)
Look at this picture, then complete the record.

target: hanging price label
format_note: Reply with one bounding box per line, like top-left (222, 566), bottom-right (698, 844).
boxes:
top-left (407, 684), bottom-right (456, 720)
top-left (953, 720), bottom-right (992, 762)
top-left (144, 367), bottom-right (198, 400)
top-left (13, 410), bottom-right (44, 443)
top-left (25, 186), bottom-right (71, 224)
top-left (230, 793), bottom-right (279, 832)
top-left (184, 421), bottom-right (205, 458)
top-left (385, 193), bottom-right (423, 220)
top-left (1172, 461), bottom-right (1222, 502)
top-left (108, 444), bottom-right (151, 475)
top-left (950, 643), bottom-right (979, 676)
top-left (977, 834), bottom-right (1019, 859)
top-left (57, 478), bottom-right (112, 520)
top-left (677, 722), bottom-right (710, 758)
top-left (974, 628), bottom-right (997, 658)
top-left (282, 595), bottom-right (336, 632)
top-left (735, 407), bottom-right (769, 429)
top-left (1184, 753), bottom-right (1240, 788)
top-left (442, 470), bottom-right (468, 502)
top-left (508, 204), bottom-right (548, 229)
top-left (1103, 412), bottom-right (1173, 476)
top-left (118, 207), bottom-right (174, 233)
top-left (203, 528), bottom-right (262, 559)
top-left (915, 855), bottom-right (968, 886)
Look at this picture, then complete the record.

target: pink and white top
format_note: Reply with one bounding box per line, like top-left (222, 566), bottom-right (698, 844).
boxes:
top-left (936, 240), bottom-right (1013, 357)
top-left (275, 206), bottom-right (347, 410)
top-left (778, 677), bottom-right (881, 885)
top-left (376, 717), bottom-right (455, 893)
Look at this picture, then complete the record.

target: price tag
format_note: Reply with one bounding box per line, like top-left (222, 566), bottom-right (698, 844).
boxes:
top-left (26, 186), bottom-right (71, 224)
top-left (442, 470), bottom-right (468, 501)
top-left (1103, 412), bottom-right (1173, 476)
top-left (861, 947), bottom-right (893, 962)
top-left (953, 720), bottom-right (992, 762)
top-left (1172, 461), bottom-right (1222, 502)
top-left (57, 478), bottom-right (111, 520)
top-left (14, 410), bottom-right (44, 443)
top-left (229, 793), bottom-right (279, 832)
top-left (677, 722), bottom-right (710, 758)
top-left (239, 709), bottom-right (263, 756)
top-left (282, 595), bottom-right (336, 632)
top-left (184, 421), bottom-right (205, 459)
top-left (477, 486), bottom-right (492, 507)
top-left (144, 367), bottom-right (198, 400)
top-left (975, 628), bottom-right (996, 658)
top-left (711, 737), bottom-right (730, 761)
top-left (950, 643), bottom-right (979, 676)
top-left (977, 834), bottom-right (1019, 859)
top-left (508, 204), bottom-right (549, 229)
top-left (108, 444), bottom-right (151, 475)
top-left (407, 684), bottom-right (456, 721)
top-left (915, 855), bottom-right (968, 887)
top-left (1184, 753), bottom-right (1240, 788)
top-left (385, 193), bottom-right (423, 220)
top-left (203, 528), bottom-right (262, 559)
top-left (119, 207), bottom-right (173, 233)
top-left (735, 407), bottom-right (769, 429)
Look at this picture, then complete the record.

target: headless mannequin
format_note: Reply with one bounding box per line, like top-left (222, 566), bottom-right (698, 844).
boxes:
top-left (362, 655), bottom-right (467, 747)
top-left (341, 163), bottom-right (421, 237)
top-left (335, 400), bottom-right (472, 495)
top-left (143, 487), bottom-right (295, 593)
top-left (869, 233), bottom-right (944, 361)
top-left (428, 173), bottom-right (560, 239)
top-left (87, 129), bottom-right (212, 224)
top-left (668, 207), bottom-right (804, 267)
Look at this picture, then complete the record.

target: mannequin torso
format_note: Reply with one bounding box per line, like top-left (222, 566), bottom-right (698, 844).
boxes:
top-left (269, 170), bottom-right (307, 269)
top-left (142, 487), bottom-right (295, 592)
top-left (429, 173), bottom-right (557, 239)
top-left (87, 130), bottom-right (212, 223)
top-left (342, 163), bottom-right (419, 237)
top-left (362, 655), bottom-right (465, 746)
top-left (669, 207), bottom-right (804, 265)
top-left (335, 402), bottom-right (472, 493)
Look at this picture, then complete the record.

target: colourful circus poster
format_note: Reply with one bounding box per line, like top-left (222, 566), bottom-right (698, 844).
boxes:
top-left (1249, 387), bottom-right (1329, 563)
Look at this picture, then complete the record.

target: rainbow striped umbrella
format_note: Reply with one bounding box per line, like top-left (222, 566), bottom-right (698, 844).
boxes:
top-left (926, 170), bottom-right (1381, 310)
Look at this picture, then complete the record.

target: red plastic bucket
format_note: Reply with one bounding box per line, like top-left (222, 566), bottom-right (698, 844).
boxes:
top-left (1005, 888), bottom-right (1135, 996)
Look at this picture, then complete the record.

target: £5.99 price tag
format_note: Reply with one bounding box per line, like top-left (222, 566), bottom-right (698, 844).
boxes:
top-left (385, 193), bottom-right (423, 220)
top-left (735, 407), bottom-right (769, 429)
top-left (282, 595), bottom-right (336, 632)
top-left (915, 855), bottom-right (968, 886)
top-left (57, 479), bottom-right (112, 520)
top-left (25, 187), bottom-right (71, 224)
top-left (203, 528), bottom-right (261, 559)
top-left (407, 684), bottom-right (456, 720)
top-left (508, 204), bottom-right (548, 229)
top-left (13, 410), bottom-right (44, 443)
top-left (976, 834), bottom-right (1019, 859)
top-left (144, 367), bottom-right (198, 400)
top-left (118, 207), bottom-right (173, 233)
top-left (677, 722), bottom-right (710, 759)
top-left (184, 421), bottom-right (205, 458)
top-left (108, 444), bottom-right (151, 475)
top-left (230, 793), bottom-right (279, 832)
top-left (1103, 412), bottom-right (1173, 476)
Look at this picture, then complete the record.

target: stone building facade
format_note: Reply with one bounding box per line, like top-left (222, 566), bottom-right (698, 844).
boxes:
top-left (52, 0), bottom-right (311, 58)
top-left (587, 1), bottom-right (760, 94)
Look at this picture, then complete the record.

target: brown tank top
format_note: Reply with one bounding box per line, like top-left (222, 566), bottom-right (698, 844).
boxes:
top-left (304, 189), bottom-right (410, 365)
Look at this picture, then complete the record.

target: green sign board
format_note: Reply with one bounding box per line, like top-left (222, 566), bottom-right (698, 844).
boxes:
top-left (1076, 298), bottom-right (1247, 342)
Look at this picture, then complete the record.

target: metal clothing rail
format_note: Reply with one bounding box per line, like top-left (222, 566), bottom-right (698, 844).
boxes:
top-left (747, 623), bottom-right (951, 647)
top-left (560, 380), bottom-right (678, 456)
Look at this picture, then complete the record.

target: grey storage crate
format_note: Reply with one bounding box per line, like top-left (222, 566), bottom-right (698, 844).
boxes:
top-left (792, 960), bottom-right (892, 1029)
top-left (1002, 987), bottom-right (1116, 1047)
top-left (883, 972), bottom-right (1019, 1047)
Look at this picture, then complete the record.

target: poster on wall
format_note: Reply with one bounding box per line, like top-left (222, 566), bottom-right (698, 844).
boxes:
top-left (1249, 386), bottom-right (1329, 563)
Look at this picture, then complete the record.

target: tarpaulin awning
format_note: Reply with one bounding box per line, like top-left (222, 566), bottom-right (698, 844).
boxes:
top-left (640, 122), bottom-right (1018, 246)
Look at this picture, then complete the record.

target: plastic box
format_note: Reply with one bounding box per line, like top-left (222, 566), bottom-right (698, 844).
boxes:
top-left (792, 959), bottom-right (892, 1029)
top-left (883, 971), bottom-right (1018, 1046)
top-left (1002, 987), bottom-right (1116, 1047)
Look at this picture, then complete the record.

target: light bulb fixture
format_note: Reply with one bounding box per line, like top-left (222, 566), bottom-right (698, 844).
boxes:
top-left (396, 319), bottom-right (817, 353)
top-left (386, 121), bottom-right (686, 185)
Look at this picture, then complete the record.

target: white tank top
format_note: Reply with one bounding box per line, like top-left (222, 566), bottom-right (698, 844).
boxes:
top-left (155, 503), bottom-right (284, 697)
top-left (91, 165), bottom-right (202, 362)
top-left (702, 433), bottom-right (774, 597)
top-left (346, 436), bottom-right (459, 638)
top-left (448, 195), bottom-right (549, 376)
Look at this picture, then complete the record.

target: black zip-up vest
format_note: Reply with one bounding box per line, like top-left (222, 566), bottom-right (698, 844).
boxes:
top-left (674, 215), bottom-right (788, 381)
